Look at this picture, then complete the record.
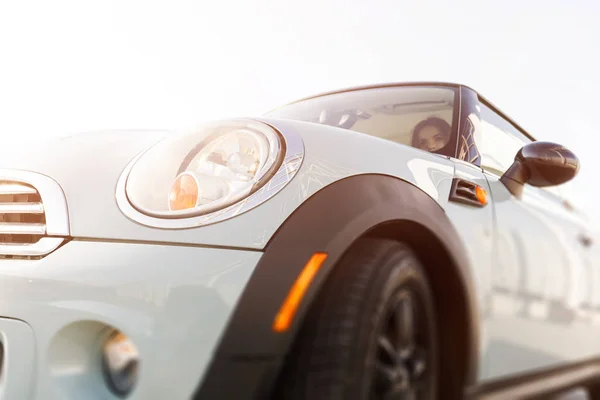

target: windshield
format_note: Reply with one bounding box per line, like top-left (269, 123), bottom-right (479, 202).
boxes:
top-left (266, 85), bottom-right (458, 155)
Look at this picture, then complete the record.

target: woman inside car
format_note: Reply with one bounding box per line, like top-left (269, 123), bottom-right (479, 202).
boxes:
top-left (411, 116), bottom-right (452, 152)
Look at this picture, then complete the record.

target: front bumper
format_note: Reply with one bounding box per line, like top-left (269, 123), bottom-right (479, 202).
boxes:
top-left (0, 240), bottom-right (261, 400)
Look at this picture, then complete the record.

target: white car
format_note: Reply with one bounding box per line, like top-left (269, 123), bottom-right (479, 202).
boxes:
top-left (0, 82), bottom-right (597, 400)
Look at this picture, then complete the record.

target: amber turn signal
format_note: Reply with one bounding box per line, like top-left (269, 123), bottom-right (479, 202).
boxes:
top-left (169, 173), bottom-right (199, 211)
top-left (475, 186), bottom-right (488, 205)
top-left (273, 252), bottom-right (328, 333)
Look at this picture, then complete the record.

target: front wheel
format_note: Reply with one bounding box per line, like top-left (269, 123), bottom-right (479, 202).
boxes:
top-left (275, 238), bottom-right (439, 400)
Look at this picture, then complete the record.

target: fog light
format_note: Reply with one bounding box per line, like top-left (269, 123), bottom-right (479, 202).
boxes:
top-left (102, 331), bottom-right (139, 397)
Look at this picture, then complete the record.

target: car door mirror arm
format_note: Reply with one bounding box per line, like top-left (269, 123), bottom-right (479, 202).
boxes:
top-left (500, 161), bottom-right (528, 199)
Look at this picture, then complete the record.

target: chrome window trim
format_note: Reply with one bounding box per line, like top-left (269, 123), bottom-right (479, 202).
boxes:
top-left (0, 169), bottom-right (70, 236)
top-left (115, 121), bottom-right (305, 229)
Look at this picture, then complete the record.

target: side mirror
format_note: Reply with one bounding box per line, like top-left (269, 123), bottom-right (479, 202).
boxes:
top-left (500, 141), bottom-right (579, 198)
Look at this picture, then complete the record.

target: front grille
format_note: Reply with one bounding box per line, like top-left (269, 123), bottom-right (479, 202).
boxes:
top-left (0, 182), bottom-right (46, 245)
top-left (0, 171), bottom-right (70, 259)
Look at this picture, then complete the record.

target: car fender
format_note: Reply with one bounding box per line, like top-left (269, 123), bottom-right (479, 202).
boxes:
top-left (195, 173), bottom-right (479, 398)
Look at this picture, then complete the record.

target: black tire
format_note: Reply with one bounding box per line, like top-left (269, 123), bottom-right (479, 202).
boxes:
top-left (274, 238), bottom-right (439, 400)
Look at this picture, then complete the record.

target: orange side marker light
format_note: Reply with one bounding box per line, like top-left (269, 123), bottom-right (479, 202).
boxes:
top-left (475, 186), bottom-right (488, 205)
top-left (273, 252), bottom-right (328, 333)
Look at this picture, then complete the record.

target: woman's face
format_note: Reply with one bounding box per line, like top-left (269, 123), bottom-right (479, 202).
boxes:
top-left (415, 124), bottom-right (448, 152)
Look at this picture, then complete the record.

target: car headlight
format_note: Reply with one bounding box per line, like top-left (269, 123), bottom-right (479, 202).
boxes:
top-left (118, 119), bottom-right (304, 228)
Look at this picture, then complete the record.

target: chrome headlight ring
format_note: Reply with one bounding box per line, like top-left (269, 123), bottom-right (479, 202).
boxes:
top-left (115, 119), bottom-right (304, 229)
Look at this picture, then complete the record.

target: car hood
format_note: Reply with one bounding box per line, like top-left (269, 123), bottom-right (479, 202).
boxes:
top-left (0, 118), bottom-right (451, 250)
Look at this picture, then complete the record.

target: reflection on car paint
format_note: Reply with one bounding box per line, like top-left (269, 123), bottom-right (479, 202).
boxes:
top-left (406, 158), bottom-right (454, 203)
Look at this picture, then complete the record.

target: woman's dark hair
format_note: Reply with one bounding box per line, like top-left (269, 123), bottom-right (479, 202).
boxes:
top-left (411, 117), bottom-right (452, 148)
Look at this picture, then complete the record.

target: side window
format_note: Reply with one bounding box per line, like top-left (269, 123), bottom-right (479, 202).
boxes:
top-left (476, 102), bottom-right (531, 176)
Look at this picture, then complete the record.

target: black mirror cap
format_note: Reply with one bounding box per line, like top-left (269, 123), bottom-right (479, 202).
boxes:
top-left (516, 141), bottom-right (580, 187)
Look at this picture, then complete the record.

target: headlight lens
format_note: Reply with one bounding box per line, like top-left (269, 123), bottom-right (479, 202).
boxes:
top-left (125, 119), bottom-right (284, 218)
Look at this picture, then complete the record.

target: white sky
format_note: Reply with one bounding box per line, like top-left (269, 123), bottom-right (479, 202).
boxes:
top-left (1, 0), bottom-right (599, 222)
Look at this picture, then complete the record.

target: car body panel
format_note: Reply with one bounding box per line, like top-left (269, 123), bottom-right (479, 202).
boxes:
top-left (443, 160), bottom-right (496, 380)
top-left (0, 318), bottom-right (36, 400)
top-left (0, 118), bottom-right (456, 250)
top-left (481, 171), bottom-right (600, 381)
top-left (0, 240), bottom-right (261, 399)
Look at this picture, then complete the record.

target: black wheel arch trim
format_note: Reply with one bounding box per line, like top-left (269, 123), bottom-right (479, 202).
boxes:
top-left (194, 173), bottom-right (480, 399)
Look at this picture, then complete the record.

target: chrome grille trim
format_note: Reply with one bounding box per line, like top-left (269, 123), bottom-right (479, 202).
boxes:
top-left (0, 237), bottom-right (64, 257)
top-left (0, 223), bottom-right (46, 235)
top-left (0, 202), bottom-right (44, 214)
top-left (0, 183), bottom-right (37, 195)
top-left (0, 170), bottom-right (69, 236)
top-left (0, 169), bottom-right (69, 258)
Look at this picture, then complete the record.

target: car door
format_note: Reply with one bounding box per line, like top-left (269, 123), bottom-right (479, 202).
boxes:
top-left (470, 99), bottom-right (600, 381)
